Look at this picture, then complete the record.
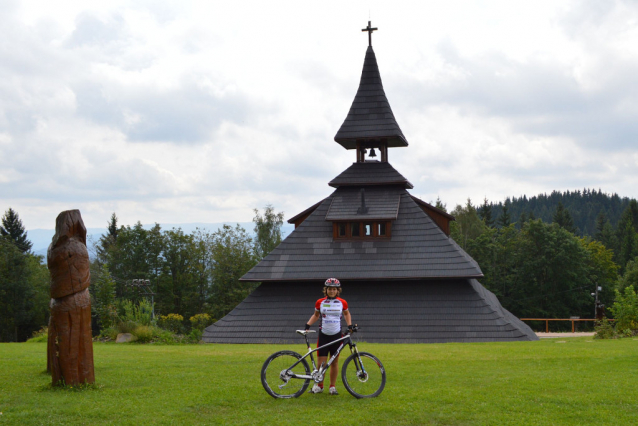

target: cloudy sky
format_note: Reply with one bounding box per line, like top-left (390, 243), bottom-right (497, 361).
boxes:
top-left (2, 0), bottom-right (638, 230)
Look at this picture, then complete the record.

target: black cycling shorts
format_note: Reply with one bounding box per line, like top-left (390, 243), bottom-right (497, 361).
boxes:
top-left (317, 331), bottom-right (343, 357)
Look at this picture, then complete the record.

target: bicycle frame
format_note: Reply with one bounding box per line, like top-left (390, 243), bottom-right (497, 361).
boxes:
top-left (284, 332), bottom-right (365, 382)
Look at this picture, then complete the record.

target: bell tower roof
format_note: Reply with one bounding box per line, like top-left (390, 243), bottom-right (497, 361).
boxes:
top-left (334, 44), bottom-right (408, 150)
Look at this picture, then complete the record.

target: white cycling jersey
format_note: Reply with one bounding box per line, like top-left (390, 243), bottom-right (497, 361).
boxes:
top-left (315, 297), bottom-right (348, 336)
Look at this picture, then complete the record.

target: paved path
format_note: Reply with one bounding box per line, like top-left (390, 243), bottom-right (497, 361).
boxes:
top-left (535, 332), bottom-right (595, 338)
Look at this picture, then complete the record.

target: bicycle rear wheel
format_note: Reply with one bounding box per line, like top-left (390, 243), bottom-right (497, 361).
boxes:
top-left (341, 352), bottom-right (386, 398)
top-left (261, 350), bottom-right (310, 399)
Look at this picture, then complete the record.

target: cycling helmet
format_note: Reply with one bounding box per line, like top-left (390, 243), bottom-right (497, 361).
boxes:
top-left (324, 278), bottom-right (341, 287)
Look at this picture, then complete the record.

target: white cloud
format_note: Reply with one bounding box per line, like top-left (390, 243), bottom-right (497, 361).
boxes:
top-left (1, 0), bottom-right (638, 229)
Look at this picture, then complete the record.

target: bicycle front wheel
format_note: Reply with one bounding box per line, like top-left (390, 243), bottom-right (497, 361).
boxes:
top-left (261, 350), bottom-right (310, 399)
top-left (341, 352), bottom-right (386, 398)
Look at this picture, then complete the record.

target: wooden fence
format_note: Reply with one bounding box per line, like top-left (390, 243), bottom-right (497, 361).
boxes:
top-left (520, 318), bottom-right (613, 333)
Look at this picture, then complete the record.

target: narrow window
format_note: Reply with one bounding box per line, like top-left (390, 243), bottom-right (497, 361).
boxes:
top-left (338, 223), bottom-right (346, 237)
top-left (378, 222), bottom-right (386, 236)
top-left (364, 222), bottom-right (373, 236)
top-left (350, 222), bottom-right (360, 237)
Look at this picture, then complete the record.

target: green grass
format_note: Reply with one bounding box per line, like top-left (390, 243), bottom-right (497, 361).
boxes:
top-left (1, 338), bottom-right (637, 425)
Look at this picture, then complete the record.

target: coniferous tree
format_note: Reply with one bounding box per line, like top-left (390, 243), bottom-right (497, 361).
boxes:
top-left (497, 200), bottom-right (511, 228)
top-left (595, 212), bottom-right (607, 241)
top-left (96, 212), bottom-right (119, 265)
top-left (434, 197), bottom-right (447, 213)
top-left (618, 221), bottom-right (638, 271)
top-left (0, 208), bottom-right (32, 253)
top-left (478, 197), bottom-right (494, 227)
top-left (519, 211), bottom-right (528, 228)
top-left (552, 202), bottom-right (577, 234)
top-left (107, 213), bottom-right (119, 240)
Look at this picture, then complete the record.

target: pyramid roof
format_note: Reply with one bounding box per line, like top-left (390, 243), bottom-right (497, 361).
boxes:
top-left (240, 185), bottom-right (483, 282)
top-left (329, 161), bottom-right (413, 188)
top-left (334, 46), bottom-right (408, 149)
top-left (203, 280), bottom-right (538, 343)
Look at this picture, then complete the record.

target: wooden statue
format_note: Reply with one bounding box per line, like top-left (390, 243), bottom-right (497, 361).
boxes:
top-left (47, 210), bottom-right (95, 385)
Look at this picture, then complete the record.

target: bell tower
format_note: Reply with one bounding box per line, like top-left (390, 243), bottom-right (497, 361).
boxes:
top-left (334, 21), bottom-right (408, 164)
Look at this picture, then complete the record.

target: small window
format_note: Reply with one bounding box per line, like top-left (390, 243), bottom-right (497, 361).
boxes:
top-left (378, 222), bottom-right (386, 236)
top-left (350, 222), bottom-right (360, 237)
top-left (338, 223), bottom-right (346, 237)
top-left (364, 222), bottom-right (373, 236)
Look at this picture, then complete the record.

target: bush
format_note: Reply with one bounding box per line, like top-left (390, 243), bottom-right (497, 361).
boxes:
top-left (157, 313), bottom-right (184, 333)
top-left (189, 313), bottom-right (214, 331)
top-left (188, 328), bottom-right (203, 343)
top-left (132, 326), bottom-right (155, 343)
top-left (117, 320), bottom-right (138, 334)
top-left (27, 326), bottom-right (48, 343)
top-left (594, 318), bottom-right (617, 339)
top-left (99, 327), bottom-right (120, 341)
top-left (119, 299), bottom-right (154, 327)
top-left (609, 286), bottom-right (638, 332)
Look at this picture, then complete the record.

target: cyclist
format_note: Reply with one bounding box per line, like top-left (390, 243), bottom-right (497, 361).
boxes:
top-left (304, 277), bottom-right (353, 395)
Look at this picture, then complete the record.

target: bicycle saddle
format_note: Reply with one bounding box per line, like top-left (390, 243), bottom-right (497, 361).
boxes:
top-left (296, 330), bottom-right (316, 335)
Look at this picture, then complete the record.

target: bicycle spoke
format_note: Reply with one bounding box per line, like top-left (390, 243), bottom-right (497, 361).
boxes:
top-left (341, 352), bottom-right (386, 398)
top-left (261, 351), bottom-right (310, 398)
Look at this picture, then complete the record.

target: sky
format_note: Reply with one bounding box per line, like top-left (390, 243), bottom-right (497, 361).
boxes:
top-left (2, 0), bottom-right (638, 230)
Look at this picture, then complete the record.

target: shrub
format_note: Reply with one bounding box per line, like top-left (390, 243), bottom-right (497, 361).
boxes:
top-left (158, 313), bottom-right (184, 334)
top-left (117, 320), bottom-right (138, 334)
top-left (119, 299), bottom-right (154, 327)
top-left (189, 313), bottom-right (214, 331)
top-left (609, 285), bottom-right (638, 332)
top-left (188, 328), bottom-right (203, 343)
top-left (99, 327), bottom-right (120, 341)
top-left (132, 325), bottom-right (155, 343)
top-left (594, 318), bottom-right (617, 339)
top-left (27, 326), bottom-right (48, 343)
top-left (156, 329), bottom-right (179, 344)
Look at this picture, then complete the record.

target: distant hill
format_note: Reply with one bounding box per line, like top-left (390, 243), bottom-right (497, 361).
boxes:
top-left (28, 222), bottom-right (295, 260)
top-left (486, 189), bottom-right (635, 236)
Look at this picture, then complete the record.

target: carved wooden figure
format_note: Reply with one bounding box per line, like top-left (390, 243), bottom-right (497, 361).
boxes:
top-left (47, 210), bottom-right (95, 385)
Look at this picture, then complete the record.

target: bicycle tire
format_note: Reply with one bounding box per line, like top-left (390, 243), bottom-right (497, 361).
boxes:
top-left (261, 350), bottom-right (311, 399)
top-left (341, 352), bottom-right (386, 398)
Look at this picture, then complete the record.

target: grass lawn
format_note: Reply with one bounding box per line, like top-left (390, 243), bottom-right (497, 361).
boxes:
top-left (0, 337), bottom-right (636, 425)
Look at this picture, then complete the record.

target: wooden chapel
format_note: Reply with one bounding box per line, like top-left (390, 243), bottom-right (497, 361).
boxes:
top-left (203, 23), bottom-right (537, 344)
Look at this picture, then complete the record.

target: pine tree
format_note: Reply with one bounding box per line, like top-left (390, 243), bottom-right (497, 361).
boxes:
top-left (595, 212), bottom-right (607, 241)
top-left (618, 221), bottom-right (638, 271)
top-left (552, 202), bottom-right (577, 234)
top-left (497, 200), bottom-right (511, 228)
top-left (0, 208), bottom-right (32, 253)
top-left (519, 211), bottom-right (528, 227)
top-left (96, 213), bottom-right (119, 265)
top-left (478, 197), bottom-right (494, 227)
top-left (107, 213), bottom-right (119, 240)
top-left (434, 197), bottom-right (447, 213)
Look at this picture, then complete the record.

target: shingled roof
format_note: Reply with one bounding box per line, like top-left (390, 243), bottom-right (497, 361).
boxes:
top-left (329, 161), bottom-right (413, 188)
top-left (203, 280), bottom-right (538, 343)
top-left (240, 186), bottom-right (483, 282)
top-left (203, 31), bottom-right (539, 345)
top-left (334, 46), bottom-right (408, 149)
top-left (325, 186), bottom-right (401, 221)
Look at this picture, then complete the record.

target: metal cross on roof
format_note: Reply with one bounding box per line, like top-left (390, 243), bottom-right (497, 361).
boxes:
top-left (361, 21), bottom-right (378, 46)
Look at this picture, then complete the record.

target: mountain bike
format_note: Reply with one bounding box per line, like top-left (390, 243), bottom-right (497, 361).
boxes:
top-left (260, 325), bottom-right (386, 399)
